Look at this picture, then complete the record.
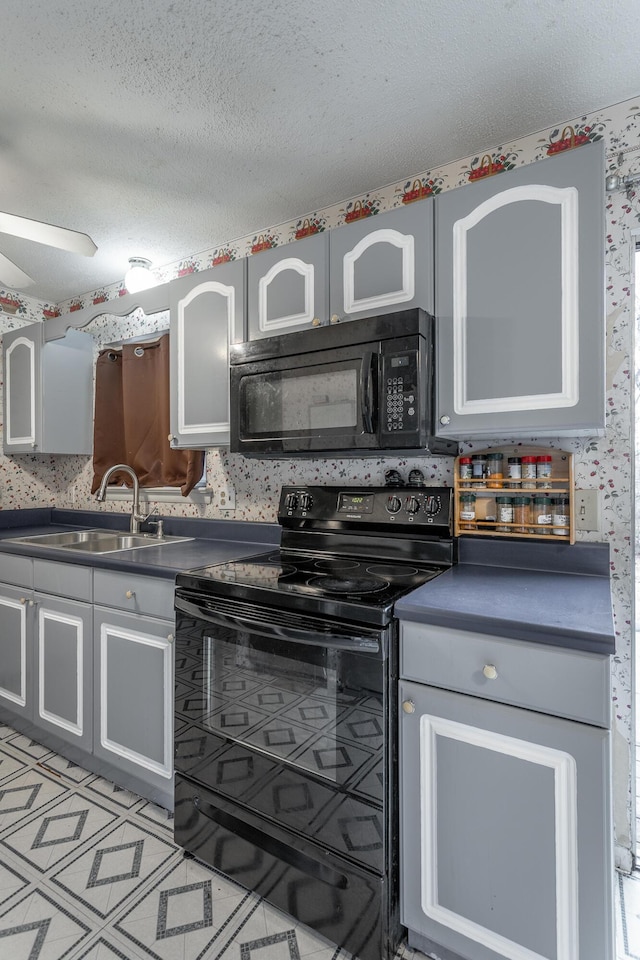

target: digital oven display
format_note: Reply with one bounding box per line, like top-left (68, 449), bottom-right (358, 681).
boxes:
top-left (338, 493), bottom-right (374, 514)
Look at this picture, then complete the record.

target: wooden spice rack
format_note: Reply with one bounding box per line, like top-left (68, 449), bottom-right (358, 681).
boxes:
top-left (453, 446), bottom-right (575, 543)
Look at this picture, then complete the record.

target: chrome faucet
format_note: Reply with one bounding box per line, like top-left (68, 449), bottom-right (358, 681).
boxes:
top-left (95, 464), bottom-right (148, 534)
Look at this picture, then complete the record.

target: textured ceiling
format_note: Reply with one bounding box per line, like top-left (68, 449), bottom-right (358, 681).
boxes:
top-left (0, 0), bottom-right (638, 302)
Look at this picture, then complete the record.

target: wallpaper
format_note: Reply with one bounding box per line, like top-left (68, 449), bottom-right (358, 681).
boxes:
top-left (0, 98), bottom-right (638, 863)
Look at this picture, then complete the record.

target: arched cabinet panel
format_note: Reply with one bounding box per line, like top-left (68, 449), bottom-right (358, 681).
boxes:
top-left (435, 143), bottom-right (605, 438)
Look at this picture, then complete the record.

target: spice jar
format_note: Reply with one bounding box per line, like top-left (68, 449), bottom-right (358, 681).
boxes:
top-left (531, 495), bottom-right (552, 533)
top-left (507, 457), bottom-right (522, 488)
top-left (471, 455), bottom-right (487, 487)
top-left (495, 495), bottom-right (514, 532)
top-left (552, 496), bottom-right (570, 536)
top-left (521, 455), bottom-right (537, 489)
top-left (486, 452), bottom-right (504, 488)
top-left (513, 496), bottom-right (531, 534)
top-left (459, 493), bottom-right (476, 530)
top-left (536, 455), bottom-right (553, 488)
top-left (459, 457), bottom-right (473, 487)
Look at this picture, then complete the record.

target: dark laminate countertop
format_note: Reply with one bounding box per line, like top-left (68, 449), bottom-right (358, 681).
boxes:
top-left (0, 508), bottom-right (280, 580)
top-left (395, 537), bottom-right (615, 656)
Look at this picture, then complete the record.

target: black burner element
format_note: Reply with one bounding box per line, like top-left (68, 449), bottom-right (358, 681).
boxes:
top-left (307, 575), bottom-right (388, 595)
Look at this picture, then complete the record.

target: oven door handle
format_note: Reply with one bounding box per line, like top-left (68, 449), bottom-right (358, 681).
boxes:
top-left (175, 596), bottom-right (381, 652)
top-left (360, 350), bottom-right (376, 435)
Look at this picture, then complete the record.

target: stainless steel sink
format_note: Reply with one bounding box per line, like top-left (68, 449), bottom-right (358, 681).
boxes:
top-left (4, 528), bottom-right (193, 554)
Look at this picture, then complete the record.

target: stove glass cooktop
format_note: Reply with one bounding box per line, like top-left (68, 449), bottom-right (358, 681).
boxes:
top-left (187, 549), bottom-right (442, 608)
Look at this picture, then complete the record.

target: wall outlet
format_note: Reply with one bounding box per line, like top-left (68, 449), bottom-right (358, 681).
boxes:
top-left (217, 483), bottom-right (236, 511)
top-left (574, 489), bottom-right (600, 532)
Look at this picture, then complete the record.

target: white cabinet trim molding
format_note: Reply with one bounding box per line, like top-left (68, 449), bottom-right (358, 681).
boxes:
top-left (178, 280), bottom-right (234, 436)
top-left (452, 184), bottom-right (579, 415)
top-left (258, 258), bottom-right (315, 332)
top-left (0, 598), bottom-right (27, 707)
top-left (38, 607), bottom-right (83, 736)
top-left (5, 336), bottom-right (36, 446)
top-left (343, 228), bottom-right (415, 314)
top-left (100, 623), bottom-right (173, 778)
top-left (419, 713), bottom-right (579, 960)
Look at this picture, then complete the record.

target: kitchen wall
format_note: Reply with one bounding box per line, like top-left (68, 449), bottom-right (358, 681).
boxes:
top-left (0, 96), bottom-right (637, 866)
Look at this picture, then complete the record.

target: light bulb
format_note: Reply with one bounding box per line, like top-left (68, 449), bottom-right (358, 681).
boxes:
top-left (124, 258), bottom-right (155, 293)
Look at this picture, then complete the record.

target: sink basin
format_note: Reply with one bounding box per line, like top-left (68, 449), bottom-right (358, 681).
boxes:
top-left (4, 528), bottom-right (193, 554)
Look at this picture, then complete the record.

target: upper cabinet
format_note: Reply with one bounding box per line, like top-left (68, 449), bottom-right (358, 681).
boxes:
top-left (247, 202), bottom-right (434, 339)
top-left (3, 324), bottom-right (93, 455)
top-left (247, 232), bottom-right (329, 340)
top-left (435, 143), bottom-right (605, 439)
top-left (329, 201), bottom-right (434, 321)
top-left (169, 258), bottom-right (246, 448)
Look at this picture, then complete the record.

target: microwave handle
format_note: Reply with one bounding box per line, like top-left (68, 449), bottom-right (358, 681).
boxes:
top-left (175, 595), bottom-right (381, 653)
top-left (360, 350), bottom-right (376, 434)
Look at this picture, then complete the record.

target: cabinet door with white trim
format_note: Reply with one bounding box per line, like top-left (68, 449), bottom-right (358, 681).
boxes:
top-left (93, 607), bottom-right (174, 808)
top-left (329, 201), bottom-right (434, 321)
top-left (247, 232), bottom-right (329, 339)
top-left (435, 143), bottom-right (605, 438)
top-left (169, 258), bottom-right (246, 448)
top-left (399, 679), bottom-right (613, 960)
top-left (0, 583), bottom-right (33, 722)
top-left (33, 593), bottom-right (93, 752)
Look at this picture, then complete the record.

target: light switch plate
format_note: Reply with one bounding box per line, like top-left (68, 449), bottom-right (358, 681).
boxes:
top-left (574, 489), bottom-right (600, 532)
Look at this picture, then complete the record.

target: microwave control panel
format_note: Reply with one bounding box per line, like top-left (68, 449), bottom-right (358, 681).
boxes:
top-left (381, 349), bottom-right (420, 436)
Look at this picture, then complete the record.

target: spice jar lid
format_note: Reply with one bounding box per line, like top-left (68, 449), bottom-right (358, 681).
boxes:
top-left (459, 493), bottom-right (476, 501)
top-left (521, 455), bottom-right (537, 463)
top-left (496, 496), bottom-right (512, 503)
top-left (459, 457), bottom-right (472, 464)
top-left (537, 455), bottom-right (553, 462)
top-left (507, 457), bottom-right (522, 463)
top-left (486, 452), bottom-right (504, 460)
top-left (551, 496), bottom-right (570, 505)
top-left (513, 496), bottom-right (532, 504)
top-left (532, 495), bottom-right (552, 504)
top-left (471, 454), bottom-right (487, 460)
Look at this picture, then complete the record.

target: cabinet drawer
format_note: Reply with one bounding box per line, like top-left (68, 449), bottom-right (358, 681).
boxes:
top-left (34, 559), bottom-right (92, 601)
top-left (0, 553), bottom-right (33, 588)
top-left (93, 570), bottom-right (174, 620)
top-left (400, 621), bottom-right (610, 727)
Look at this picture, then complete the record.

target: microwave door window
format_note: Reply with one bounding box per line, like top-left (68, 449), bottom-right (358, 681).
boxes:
top-left (242, 366), bottom-right (359, 437)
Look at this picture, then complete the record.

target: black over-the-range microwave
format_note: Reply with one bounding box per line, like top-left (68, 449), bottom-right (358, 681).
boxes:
top-left (229, 309), bottom-right (458, 457)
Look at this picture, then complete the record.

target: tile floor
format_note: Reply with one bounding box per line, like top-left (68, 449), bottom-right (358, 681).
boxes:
top-left (0, 721), bottom-right (633, 960)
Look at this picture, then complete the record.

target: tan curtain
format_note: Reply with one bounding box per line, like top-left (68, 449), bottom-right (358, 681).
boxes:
top-left (91, 334), bottom-right (204, 496)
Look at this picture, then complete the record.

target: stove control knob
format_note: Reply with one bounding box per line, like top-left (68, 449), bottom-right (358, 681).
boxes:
top-left (423, 495), bottom-right (442, 516)
top-left (386, 495), bottom-right (402, 514)
top-left (284, 493), bottom-right (299, 511)
top-left (299, 493), bottom-right (313, 511)
top-left (405, 495), bottom-right (420, 515)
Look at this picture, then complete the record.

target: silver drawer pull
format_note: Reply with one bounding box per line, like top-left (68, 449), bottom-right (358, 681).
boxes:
top-left (125, 590), bottom-right (136, 600)
top-left (402, 699), bottom-right (416, 714)
top-left (482, 664), bottom-right (498, 680)
top-left (19, 597), bottom-right (27, 605)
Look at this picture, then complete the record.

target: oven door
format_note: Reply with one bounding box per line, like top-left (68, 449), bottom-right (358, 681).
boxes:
top-left (174, 591), bottom-right (394, 869)
top-left (229, 343), bottom-right (380, 454)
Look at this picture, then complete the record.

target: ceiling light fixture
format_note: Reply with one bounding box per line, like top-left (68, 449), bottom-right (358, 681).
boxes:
top-left (124, 257), bottom-right (156, 293)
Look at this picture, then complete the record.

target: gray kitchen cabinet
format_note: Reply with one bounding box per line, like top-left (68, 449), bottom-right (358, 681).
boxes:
top-left (0, 583), bottom-right (33, 723)
top-left (2, 323), bottom-right (94, 454)
top-left (93, 573), bottom-right (174, 808)
top-left (246, 202), bottom-right (434, 339)
top-left (32, 592), bottom-right (93, 752)
top-left (169, 258), bottom-right (246, 448)
top-left (248, 232), bottom-right (329, 339)
top-left (399, 621), bottom-right (614, 960)
top-left (435, 142), bottom-right (605, 438)
top-left (329, 201), bottom-right (434, 321)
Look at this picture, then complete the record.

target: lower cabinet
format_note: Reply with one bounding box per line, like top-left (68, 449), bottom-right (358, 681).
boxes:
top-left (32, 592), bottom-right (93, 752)
top-left (93, 607), bottom-right (174, 807)
top-left (0, 582), bottom-right (32, 723)
top-left (399, 622), bottom-right (614, 960)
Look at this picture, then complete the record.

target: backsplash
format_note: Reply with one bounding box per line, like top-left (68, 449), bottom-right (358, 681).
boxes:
top-left (0, 95), bottom-right (637, 864)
